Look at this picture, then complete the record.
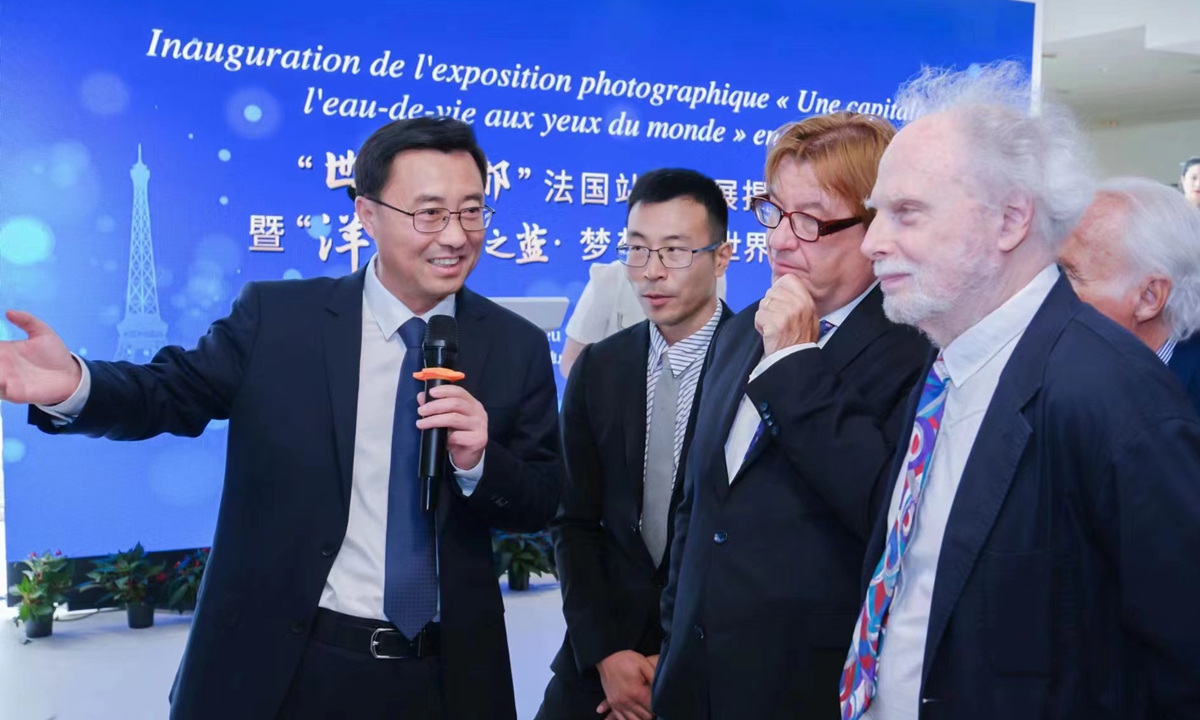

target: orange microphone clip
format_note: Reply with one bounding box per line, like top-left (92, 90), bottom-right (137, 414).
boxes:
top-left (413, 368), bottom-right (465, 382)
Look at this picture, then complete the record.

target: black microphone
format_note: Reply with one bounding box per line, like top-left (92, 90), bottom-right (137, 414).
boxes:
top-left (419, 315), bottom-right (458, 513)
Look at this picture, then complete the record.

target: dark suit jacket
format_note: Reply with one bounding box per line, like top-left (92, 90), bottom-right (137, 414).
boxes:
top-left (548, 304), bottom-right (733, 693)
top-left (860, 275), bottom-right (1200, 719)
top-left (30, 270), bottom-right (563, 720)
top-left (1168, 334), bottom-right (1200, 415)
top-left (653, 287), bottom-right (930, 720)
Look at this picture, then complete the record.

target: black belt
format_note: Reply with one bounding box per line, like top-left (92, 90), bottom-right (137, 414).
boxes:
top-left (311, 608), bottom-right (441, 659)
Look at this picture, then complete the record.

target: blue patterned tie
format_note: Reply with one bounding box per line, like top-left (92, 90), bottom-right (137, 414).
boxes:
top-left (383, 317), bottom-right (437, 639)
top-left (742, 320), bottom-right (836, 464)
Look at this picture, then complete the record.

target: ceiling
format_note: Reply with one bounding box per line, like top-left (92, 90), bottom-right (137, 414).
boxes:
top-left (1040, 0), bottom-right (1200, 127)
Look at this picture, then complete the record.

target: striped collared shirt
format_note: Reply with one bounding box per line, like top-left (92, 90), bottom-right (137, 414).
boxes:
top-left (1158, 338), bottom-right (1177, 365)
top-left (644, 301), bottom-right (724, 489)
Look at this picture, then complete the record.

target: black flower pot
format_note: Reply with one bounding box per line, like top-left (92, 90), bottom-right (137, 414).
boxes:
top-left (507, 569), bottom-right (530, 591)
top-left (25, 615), bottom-right (53, 639)
top-left (127, 603), bottom-right (155, 629)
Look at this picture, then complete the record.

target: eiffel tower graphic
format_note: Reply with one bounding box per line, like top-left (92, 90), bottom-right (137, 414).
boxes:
top-left (115, 144), bottom-right (168, 361)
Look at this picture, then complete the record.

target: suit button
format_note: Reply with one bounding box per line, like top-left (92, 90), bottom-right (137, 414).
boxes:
top-left (757, 401), bottom-right (769, 413)
top-left (653, 577), bottom-right (666, 589)
top-left (693, 624), bottom-right (705, 640)
top-left (321, 545), bottom-right (335, 558)
top-left (713, 531), bottom-right (728, 544)
top-left (291, 621), bottom-right (306, 635)
top-left (770, 425), bottom-right (781, 437)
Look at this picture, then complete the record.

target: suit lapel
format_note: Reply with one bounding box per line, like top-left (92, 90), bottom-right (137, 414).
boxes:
top-left (920, 275), bottom-right (1078, 682)
top-left (659, 304), bottom-right (735, 570)
top-left (731, 291), bottom-right (889, 485)
top-left (623, 323), bottom-right (651, 521)
top-left (821, 287), bottom-right (891, 373)
top-left (323, 269), bottom-right (368, 512)
top-left (717, 311), bottom-right (764, 498)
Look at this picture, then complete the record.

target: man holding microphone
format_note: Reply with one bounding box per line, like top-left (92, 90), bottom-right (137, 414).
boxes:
top-left (0, 117), bottom-right (562, 720)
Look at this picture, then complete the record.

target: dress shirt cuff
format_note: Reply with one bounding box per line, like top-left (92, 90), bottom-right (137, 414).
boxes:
top-left (36, 355), bottom-right (91, 425)
top-left (452, 450), bottom-right (485, 496)
top-left (747, 343), bottom-right (815, 382)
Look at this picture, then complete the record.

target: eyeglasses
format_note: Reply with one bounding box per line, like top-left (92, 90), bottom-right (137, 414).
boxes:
top-left (750, 195), bottom-right (861, 242)
top-left (365, 197), bottom-right (494, 233)
top-left (617, 241), bottom-right (725, 268)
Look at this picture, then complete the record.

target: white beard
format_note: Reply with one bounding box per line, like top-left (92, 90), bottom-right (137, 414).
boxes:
top-left (875, 244), bottom-right (1001, 333)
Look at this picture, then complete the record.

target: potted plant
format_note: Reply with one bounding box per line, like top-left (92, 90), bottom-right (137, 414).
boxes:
top-left (81, 542), bottom-right (164, 629)
top-left (8, 550), bottom-right (72, 639)
top-left (492, 531), bottom-right (557, 591)
top-left (165, 547), bottom-right (209, 613)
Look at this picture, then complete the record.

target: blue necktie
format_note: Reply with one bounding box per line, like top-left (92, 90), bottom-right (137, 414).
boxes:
top-left (383, 317), bottom-right (437, 639)
top-left (742, 320), bottom-right (836, 464)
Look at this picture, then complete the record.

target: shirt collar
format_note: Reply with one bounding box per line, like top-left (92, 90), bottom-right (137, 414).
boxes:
top-left (1158, 338), bottom-right (1177, 365)
top-left (822, 281), bottom-right (878, 330)
top-left (363, 254), bottom-right (456, 340)
top-left (649, 300), bottom-right (724, 376)
top-left (941, 264), bottom-right (1059, 387)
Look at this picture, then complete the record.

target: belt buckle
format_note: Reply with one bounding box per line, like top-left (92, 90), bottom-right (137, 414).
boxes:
top-left (370, 627), bottom-right (408, 660)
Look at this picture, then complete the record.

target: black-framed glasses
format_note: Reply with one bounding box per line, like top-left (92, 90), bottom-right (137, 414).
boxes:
top-left (616, 241), bottom-right (725, 268)
top-left (750, 195), bottom-right (861, 242)
top-left (365, 196), bottom-right (494, 233)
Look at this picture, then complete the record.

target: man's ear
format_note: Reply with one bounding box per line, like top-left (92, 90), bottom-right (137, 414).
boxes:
top-left (1135, 274), bottom-right (1172, 324)
top-left (997, 191), bottom-right (1035, 253)
top-left (355, 196), bottom-right (376, 238)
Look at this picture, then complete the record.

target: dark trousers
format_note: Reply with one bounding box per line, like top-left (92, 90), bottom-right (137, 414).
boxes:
top-left (535, 669), bottom-right (608, 720)
top-left (276, 629), bottom-right (444, 719)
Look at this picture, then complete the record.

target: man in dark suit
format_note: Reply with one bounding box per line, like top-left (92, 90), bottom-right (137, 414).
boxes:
top-left (537, 169), bottom-right (734, 720)
top-left (841, 63), bottom-right (1200, 720)
top-left (1059, 176), bottom-right (1200, 414)
top-left (653, 114), bottom-right (931, 720)
top-left (0, 117), bottom-right (562, 720)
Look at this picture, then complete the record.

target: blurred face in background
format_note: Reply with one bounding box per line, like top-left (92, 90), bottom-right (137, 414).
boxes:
top-left (1060, 196), bottom-right (1143, 329)
top-left (763, 156), bottom-right (875, 316)
top-left (624, 197), bottom-right (731, 342)
top-left (1182, 163), bottom-right (1200, 208)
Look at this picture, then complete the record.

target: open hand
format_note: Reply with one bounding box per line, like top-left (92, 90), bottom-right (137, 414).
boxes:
top-left (0, 311), bottom-right (81, 405)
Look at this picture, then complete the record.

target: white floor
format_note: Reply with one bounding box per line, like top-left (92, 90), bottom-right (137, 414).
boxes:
top-left (0, 575), bottom-right (565, 720)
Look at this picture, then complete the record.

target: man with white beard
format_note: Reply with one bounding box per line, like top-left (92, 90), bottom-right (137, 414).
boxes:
top-left (838, 61), bottom-right (1200, 720)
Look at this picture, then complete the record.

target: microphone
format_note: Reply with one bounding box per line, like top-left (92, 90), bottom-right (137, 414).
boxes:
top-left (417, 315), bottom-right (461, 513)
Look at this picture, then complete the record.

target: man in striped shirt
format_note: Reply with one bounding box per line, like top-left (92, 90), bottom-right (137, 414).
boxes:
top-left (1060, 176), bottom-right (1200, 414)
top-left (538, 169), bottom-right (734, 720)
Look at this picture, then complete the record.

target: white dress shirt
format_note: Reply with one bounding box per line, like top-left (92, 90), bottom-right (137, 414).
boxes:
top-left (723, 282), bottom-right (877, 482)
top-left (319, 255), bottom-right (481, 620)
top-left (865, 265), bottom-right (1059, 720)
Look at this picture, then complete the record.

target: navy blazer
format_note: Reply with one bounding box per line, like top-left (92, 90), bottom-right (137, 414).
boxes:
top-left (547, 304), bottom-right (732, 692)
top-left (653, 287), bottom-right (930, 720)
top-left (862, 274), bottom-right (1200, 719)
top-left (1168, 334), bottom-right (1200, 415)
top-left (30, 270), bottom-right (563, 720)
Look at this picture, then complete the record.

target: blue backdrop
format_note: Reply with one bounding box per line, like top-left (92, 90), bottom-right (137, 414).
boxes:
top-left (0, 0), bottom-right (1034, 560)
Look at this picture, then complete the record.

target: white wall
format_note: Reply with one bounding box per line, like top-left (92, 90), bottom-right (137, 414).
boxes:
top-left (1089, 116), bottom-right (1200, 185)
